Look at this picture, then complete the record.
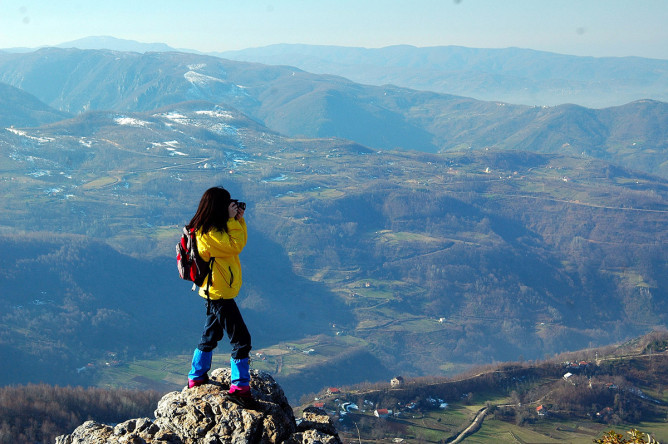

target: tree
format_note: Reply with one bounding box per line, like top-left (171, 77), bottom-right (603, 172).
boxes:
top-left (593, 429), bottom-right (659, 444)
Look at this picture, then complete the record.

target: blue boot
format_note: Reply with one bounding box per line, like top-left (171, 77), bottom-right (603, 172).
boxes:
top-left (188, 348), bottom-right (212, 388)
top-left (229, 357), bottom-right (250, 395)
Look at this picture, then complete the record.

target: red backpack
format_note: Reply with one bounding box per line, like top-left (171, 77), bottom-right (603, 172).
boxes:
top-left (176, 226), bottom-right (213, 291)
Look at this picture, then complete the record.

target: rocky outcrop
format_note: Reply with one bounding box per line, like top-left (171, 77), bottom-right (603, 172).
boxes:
top-left (56, 368), bottom-right (341, 444)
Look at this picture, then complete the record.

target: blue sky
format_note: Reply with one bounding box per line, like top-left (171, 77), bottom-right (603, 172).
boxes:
top-left (1, 0), bottom-right (667, 59)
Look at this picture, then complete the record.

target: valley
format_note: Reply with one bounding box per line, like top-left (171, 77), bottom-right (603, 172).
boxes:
top-left (1, 100), bottom-right (666, 402)
top-left (0, 48), bottom-right (665, 429)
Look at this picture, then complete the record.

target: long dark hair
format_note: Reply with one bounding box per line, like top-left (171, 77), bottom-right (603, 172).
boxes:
top-left (188, 186), bottom-right (232, 234)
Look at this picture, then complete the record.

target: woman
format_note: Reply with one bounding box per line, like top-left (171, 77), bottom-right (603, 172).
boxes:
top-left (186, 186), bottom-right (252, 403)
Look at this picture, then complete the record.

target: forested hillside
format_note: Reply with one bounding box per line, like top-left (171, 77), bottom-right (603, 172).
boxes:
top-left (0, 384), bottom-right (161, 443)
top-left (0, 83), bottom-right (70, 127)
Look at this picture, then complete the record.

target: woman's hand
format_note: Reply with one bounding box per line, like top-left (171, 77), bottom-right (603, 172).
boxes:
top-left (228, 202), bottom-right (238, 219)
top-left (235, 206), bottom-right (245, 220)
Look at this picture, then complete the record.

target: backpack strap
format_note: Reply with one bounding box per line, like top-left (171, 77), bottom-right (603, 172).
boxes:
top-left (187, 226), bottom-right (215, 314)
top-left (204, 258), bottom-right (214, 315)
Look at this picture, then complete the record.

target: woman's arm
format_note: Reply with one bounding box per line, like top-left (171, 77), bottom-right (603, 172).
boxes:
top-left (200, 219), bottom-right (246, 257)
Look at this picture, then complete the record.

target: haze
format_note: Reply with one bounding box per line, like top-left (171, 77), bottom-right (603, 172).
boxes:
top-left (0, 0), bottom-right (667, 59)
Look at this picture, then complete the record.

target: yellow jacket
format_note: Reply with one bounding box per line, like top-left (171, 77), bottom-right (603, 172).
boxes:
top-left (195, 218), bottom-right (247, 300)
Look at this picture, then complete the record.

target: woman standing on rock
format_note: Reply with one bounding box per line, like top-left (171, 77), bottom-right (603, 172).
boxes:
top-left (186, 186), bottom-right (253, 404)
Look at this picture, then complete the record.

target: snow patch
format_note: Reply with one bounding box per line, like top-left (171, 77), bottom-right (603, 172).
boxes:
top-left (114, 117), bottom-right (150, 127)
top-left (184, 71), bottom-right (225, 87)
top-left (28, 170), bottom-right (51, 177)
top-left (195, 109), bottom-right (234, 119)
top-left (155, 111), bottom-right (239, 136)
top-left (150, 140), bottom-right (187, 156)
top-left (158, 112), bottom-right (188, 125)
top-left (6, 128), bottom-right (54, 143)
top-left (166, 147), bottom-right (187, 156)
top-left (151, 140), bottom-right (180, 148)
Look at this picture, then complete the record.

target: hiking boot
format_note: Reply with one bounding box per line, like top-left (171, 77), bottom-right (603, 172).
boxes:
top-left (225, 388), bottom-right (259, 410)
top-left (188, 374), bottom-right (209, 388)
top-left (229, 384), bottom-right (250, 396)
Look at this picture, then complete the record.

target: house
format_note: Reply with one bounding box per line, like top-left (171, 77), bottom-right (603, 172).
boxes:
top-left (536, 405), bottom-right (546, 416)
top-left (597, 407), bottom-right (613, 417)
top-left (563, 372), bottom-right (573, 380)
top-left (374, 409), bottom-right (392, 418)
top-left (313, 402), bottom-right (325, 409)
top-left (327, 387), bottom-right (340, 395)
top-left (427, 397), bottom-right (443, 406)
top-left (391, 376), bottom-right (404, 388)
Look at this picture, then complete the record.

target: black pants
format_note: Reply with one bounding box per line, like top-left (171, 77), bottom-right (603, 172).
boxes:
top-left (197, 298), bottom-right (252, 360)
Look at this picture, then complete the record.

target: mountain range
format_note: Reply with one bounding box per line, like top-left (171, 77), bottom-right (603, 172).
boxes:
top-left (0, 45), bottom-right (666, 400)
top-left (5, 36), bottom-right (667, 108)
top-left (0, 47), bottom-right (666, 179)
top-left (219, 43), bottom-right (668, 108)
top-left (0, 35), bottom-right (179, 54)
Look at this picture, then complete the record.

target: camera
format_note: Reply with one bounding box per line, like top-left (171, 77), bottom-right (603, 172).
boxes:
top-left (231, 199), bottom-right (246, 211)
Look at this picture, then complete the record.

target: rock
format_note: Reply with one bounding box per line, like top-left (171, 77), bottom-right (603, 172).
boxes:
top-left (55, 420), bottom-right (114, 443)
top-left (56, 369), bottom-right (341, 444)
top-left (296, 407), bottom-right (337, 436)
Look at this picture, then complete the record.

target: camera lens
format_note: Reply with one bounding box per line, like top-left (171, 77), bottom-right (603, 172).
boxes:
top-left (230, 199), bottom-right (245, 210)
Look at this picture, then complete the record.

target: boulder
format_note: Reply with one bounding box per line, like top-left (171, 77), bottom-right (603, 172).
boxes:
top-left (56, 369), bottom-right (341, 444)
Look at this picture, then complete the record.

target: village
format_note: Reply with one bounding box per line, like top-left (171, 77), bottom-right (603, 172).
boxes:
top-left (296, 353), bottom-right (668, 443)
top-left (304, 376), bottom-right (450, 425)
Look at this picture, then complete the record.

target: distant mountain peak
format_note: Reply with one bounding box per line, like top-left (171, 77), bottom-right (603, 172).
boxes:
top-left (55, 36), bottom-right (177, 53)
